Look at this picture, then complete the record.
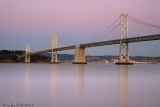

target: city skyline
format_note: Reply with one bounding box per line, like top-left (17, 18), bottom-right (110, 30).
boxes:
top-left (0, 0), bottom-right (160, 56)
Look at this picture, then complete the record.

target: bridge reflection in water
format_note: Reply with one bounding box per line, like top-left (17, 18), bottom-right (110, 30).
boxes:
top-left (49, 64), bottom-right (130, 107)
top-left (50, 64), bottom-right (58, 107)
top-left (24, 64), bottom-right (130, 107)
top-left (75, 64), bottom-right (85, 107)
top-left (25, 64), bottom-right (30, 103)
top-left (119, 65), bottom-right (129, 107)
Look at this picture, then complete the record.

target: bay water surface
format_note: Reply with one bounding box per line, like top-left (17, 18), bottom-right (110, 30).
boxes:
top-left (0, 63), bottom-right (160, 107)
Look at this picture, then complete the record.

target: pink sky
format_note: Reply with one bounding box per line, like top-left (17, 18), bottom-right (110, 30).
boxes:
top-left (0, 0), bottom-right (160, 56)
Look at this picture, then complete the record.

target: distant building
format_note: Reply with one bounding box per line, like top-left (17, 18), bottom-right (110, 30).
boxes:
top-left (100, 60), bottom-right (109, 63)
top-left (113, 59), bottom-right (119, 63)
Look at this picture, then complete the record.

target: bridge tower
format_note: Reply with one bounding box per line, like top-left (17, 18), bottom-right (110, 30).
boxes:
top-left (25, 44), bottom-right (30, 63)
top-left (50, 34), bottom-right (59, 64)
top-left (116, 14), bottom-right (133, 65)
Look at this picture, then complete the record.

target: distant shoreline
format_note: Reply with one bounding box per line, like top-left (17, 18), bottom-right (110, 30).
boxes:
top-left (1, 50), bottom-right (160, 64)
top-left (0, 62), bottom-right (159, 64)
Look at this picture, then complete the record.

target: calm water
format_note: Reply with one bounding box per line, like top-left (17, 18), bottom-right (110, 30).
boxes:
top-left (0, 63), bottom-right (160, 107)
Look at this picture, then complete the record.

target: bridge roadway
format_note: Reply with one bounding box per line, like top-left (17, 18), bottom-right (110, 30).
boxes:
top-left (19, 34), bottom-right (160, 58)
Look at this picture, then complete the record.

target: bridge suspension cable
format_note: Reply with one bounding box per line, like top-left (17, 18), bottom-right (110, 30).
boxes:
top-left (87, 16), bottom-right (120, 43)
top-left (57, 37), bottom-right (71, 47)
top-left (128, 16), bottom-right (160, 29)
top-left (40, 38), bottom-right (52, 51)
top-left (95, 22), bottom-right (120, 42)
top-left (39, 35), bottom-right (72, 50)
top-left (30, 46), bottom-right (38, 53)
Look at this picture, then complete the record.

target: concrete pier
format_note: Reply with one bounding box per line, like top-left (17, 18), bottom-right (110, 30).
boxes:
top-left (73, 43), bottom-right (87, 64)
top-left (49, 61), bottom-right (59, 64)
top-left (115, 60), bottom-right (133, 65)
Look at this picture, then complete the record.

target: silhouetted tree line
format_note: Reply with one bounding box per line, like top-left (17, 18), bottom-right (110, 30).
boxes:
top-left (0, 50), bottom-right (49, 63)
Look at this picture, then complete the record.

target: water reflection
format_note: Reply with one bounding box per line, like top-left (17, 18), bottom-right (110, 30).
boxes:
top-left (50, 64), bottom-right (58, 107)
top-left (75, 64), bottom-right (85, 107)
top-left (1, 64), bottom-right (160, 107)
top-left (119, 65), bottom-right (129, 107)
top-left (25, 64), bottom-right (30, 102)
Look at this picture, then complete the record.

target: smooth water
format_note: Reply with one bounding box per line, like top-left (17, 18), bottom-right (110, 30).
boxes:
top-left (0, 63), bottom-right (160, 107)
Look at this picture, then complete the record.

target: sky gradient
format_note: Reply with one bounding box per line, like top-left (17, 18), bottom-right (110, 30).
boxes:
top-left (0, 0), bottom-right (160, 56)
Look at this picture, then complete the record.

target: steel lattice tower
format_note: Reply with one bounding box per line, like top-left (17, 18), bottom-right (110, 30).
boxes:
top-left (25, 44), bottom-right (30, 63)
top-left (120, 14), bottom-right (129, 61)
top-left (51, 35), bottom-right (58, 63)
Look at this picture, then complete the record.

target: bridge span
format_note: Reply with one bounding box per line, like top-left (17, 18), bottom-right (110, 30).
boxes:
top-left (20, 34), bottom-right (160, 57)
top-left (20, 34), bottom-right (160, 56)
top-left (21, 14), bottom-right (160, 65)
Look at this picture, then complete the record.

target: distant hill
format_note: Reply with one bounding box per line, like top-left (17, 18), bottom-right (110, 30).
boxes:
top-left (1, 50), bottom-right (160, 63)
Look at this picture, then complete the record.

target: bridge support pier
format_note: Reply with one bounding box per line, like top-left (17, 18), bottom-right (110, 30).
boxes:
top-left (50, 35), bottom-right (59, 64)
top-left (116, 14), bottom-right (133, 65)
top-left (25, 44), bottom-right (30, 63)
top-left (73, 43), bottom-right (87, 64)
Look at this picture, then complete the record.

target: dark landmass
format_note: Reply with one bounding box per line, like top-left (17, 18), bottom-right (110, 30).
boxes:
top-left (0, 50), bottom-right (160, 63)
top-left (0, 50), bottom-right (49, 63)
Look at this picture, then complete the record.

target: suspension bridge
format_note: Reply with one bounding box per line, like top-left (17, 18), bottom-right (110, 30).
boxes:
top-left (18, 14), bottom-right (160, 64)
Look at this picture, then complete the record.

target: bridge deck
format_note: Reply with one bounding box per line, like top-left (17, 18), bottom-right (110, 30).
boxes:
top-left (19, 34), bottom-right (160, 58)
top-left (81, 34), bottom-right (160, 48)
